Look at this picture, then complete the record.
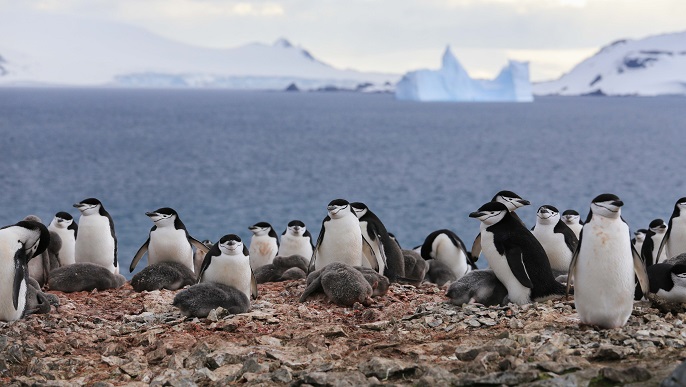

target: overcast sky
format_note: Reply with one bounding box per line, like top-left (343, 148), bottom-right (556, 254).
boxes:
top-left (4, 0), bottom-right (685, 81)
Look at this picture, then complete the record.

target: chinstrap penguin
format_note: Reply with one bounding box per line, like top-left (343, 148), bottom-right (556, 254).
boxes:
top-left (197, 234), bottom-right (258, 301)
top-left (310, 199), bottom-right (364, 272)
top-left (639, 263), bottom-right (686, 304)
top-left (351, 202), bottom-right (405, 281)
top-left (531, 205), bottom-right (578, 276)
top-left (641, 218), bottom-right (668, 266)
top-left (129, 207), bottom-right (208, 273)
top-left (23, 215), bottom-right (53, 287)
top-left (471, 190), bottom-right (531, 261)
top-left (248, 222), bottom-right (279, 270)
top-left (278, 220), bottom-right (313, 262)
top-left (420, 229), bottom-right (475, 281)
top-left (632, 229), bottom-right (648, 257)
top-left (567, 193), bottom-right (650, 329)
top-left (470, 201), bottom-right (566, 305)
top-left (0, 220), bottom-right (50, 321)
top-left (173, 282), bottom-right (250, 318)
top-left (658, 197), bottom-right (686, 262)
top-left (48, 211), bottom-right (78, 267)
top-left (73, 198), bottom-right (118, 274)
top-left (561, 209), bottom-right (583, 239)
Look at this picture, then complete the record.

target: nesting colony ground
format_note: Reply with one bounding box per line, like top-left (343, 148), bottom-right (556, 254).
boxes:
top-left (0, 280), bottom-right (684, 386)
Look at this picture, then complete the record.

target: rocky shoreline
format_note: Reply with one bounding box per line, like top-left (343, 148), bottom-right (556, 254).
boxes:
top-left (1, 280), bottom-right (685, 386)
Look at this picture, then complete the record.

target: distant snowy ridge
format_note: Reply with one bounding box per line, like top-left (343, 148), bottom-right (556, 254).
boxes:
top-left (395, 47), bottom-right (533, 102)
top-left (0, 11), bottom-right (398, 90)
top-left (534, 31), bottom-right (686, 96)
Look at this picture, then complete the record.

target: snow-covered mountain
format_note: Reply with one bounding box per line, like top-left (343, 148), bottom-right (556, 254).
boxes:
top-left (534, 31), bottom-right (686, 96)
top-left (0, 11), bottom-right (398, 90)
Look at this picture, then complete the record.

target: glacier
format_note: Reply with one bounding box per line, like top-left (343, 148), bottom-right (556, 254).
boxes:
top-left (395, 46), bottom-right (533, 102)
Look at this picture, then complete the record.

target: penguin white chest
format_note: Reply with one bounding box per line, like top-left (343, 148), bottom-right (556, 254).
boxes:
top-left (148, 228), bottom-right (193, 270)
top-left (201, 254), bottom-right (252, 300)
top-left (75, 215), bottom-right (116, 273)
top-left (667, 216), bottom-right (686, 259)
top-left (249, 236), bottom-right (278, 269)
top-left (278, 235), bottom-right (312, 262)
top-left (316, 216), bottom-right (362, 270)
top-left (479, 229), bottom-right (531, 305)
top-left (433, 234), bottom-right (470, 280)
top-left (574, 219), bottom-right (634, 328)
top-left (532, 225), bottom-right (572, 272)
top-left (651, 233), bottom-right (667, 264)
top-left (0, 237), bottom-right (27, 321)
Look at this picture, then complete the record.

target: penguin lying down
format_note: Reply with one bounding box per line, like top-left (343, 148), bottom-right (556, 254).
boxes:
top-left (130, 261), bottom-right (196, 292)
top-left (26, 277), bottom-right (60, 316)
top-left (254, 255), bottom-right (309, 284)
top-left (299, 263), bottom-right (390, 307)
top-left (173, 282), bottom-right (250, 318)
top-left (48, 263), bottom-right (127, 293)
top-left (446, 269), bottom-right (508, 307)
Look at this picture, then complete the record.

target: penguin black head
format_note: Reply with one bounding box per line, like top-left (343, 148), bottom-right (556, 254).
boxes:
top-left (285, 220), bottom-right (306, 236)
top-left (327, 199), bottom-right (353, 218)
top-left (146, 207), bottom-right (178, 223)
top-left (634, 229), bottom-right (648, 242)
top-left (14, 220), bottom-right (51, 259)
top-left (673, 197), bottom-right (686, 216)
top-left (672, 264), bottom-right (686, 277)
top-left (249, 222), bottom-right (274, 236)
top-left (536, 205), bottom-right (560, 224)
top-left (649, 219), bottom-right (667, 233)
top-left (492, 190), bottom-right (530, 211)
top-left (469, 202), bottom-right (509, 225)
top-left (561, 209), bottom-right (582, 225)
top-left (55, 212), bottom-right (74, 222)
top-left (590, 193), bottom-right (623, 219)
top-left (218, 234), bottom-right (246, 255)
top-left (73, 198), bottom-right (104, 215)
top-left (350, 202), bottom-right (369, 218)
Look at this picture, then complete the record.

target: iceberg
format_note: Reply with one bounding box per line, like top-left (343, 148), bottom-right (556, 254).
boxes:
top-left (395, 46), bottom-right (533, 102)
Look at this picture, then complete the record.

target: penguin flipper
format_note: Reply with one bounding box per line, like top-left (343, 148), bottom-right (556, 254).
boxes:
top-left (632, 245), bottom-right (650, 296)
top-left (471, 234), bottom-right (481, 262)
top-left (129, 238), bottom-right (150, 273)
top-left (250, 269), bottom-right (258, 300)
top-left (554, 221), bottom-right (579, 253)
top-left (188, 236), bottom-right (210, 255)
top-left (308, 218), bottom-right (328, 274)
top-left (504, 246), bottom-right (533, 289)
top-left (655, 230), bottom-right (669, 265)
top-left (13, 249), bottom-right (26, 310)
top-left (299, 270), bottom-right (323, 302)
top-left (566, 230), bottom-right (583, 297)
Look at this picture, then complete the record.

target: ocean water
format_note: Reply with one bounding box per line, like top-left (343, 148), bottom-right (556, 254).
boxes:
top-left (1, 88), bottom-right (685, 278)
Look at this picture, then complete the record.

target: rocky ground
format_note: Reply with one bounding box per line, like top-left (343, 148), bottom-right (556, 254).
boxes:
top-left (1, 280), bottom-right (685, 386)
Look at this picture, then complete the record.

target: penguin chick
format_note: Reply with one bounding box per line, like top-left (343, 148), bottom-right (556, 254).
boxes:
top-left (25, 277), bottom-right (59, 315)
top-left (48, 263), bottom-right (126, 293)
top-left (280, 267), bottom-right (306, 281)
top-left (424, 259), bottom-right (457, 287)
top-left (254, 255), bottom-right (310, 283)
top-left (400, 249), bottom-right (429, 287)
top-left (446, 269), bottom-right (508, 307)
top-left (273, 255), bottom-right (309, 272)
top-left (130, 261), bottom-right (196, 292)
top-left (173, 282), bottom-right (250, 318)
top-left (254, 264), bottom-right (282, 284)
top-left (299, 262), bottom-right (373, 307)
top-left (354, 266), bottom-right (391, 297)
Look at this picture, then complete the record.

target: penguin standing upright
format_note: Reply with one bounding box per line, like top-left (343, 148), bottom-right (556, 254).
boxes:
top-left (469, 202), bottom-right (565, 305)
top-left (658, 197), bottom-right (686, 261)
top-left (350, 202), bottom-right (405, 282)
top-left (471, 190), bottom-right (531, 260)
top-left (632, 229), bottom-right (648, 257)
top-left (641, 219), bottom-right (668, 267)
top-left (278, 220), bottom-right (313, 262)
top-left (561, 209), bottom-right (583, 239)
top-left (0, 220), bottom-right (50, 321)
top-left (310, 199), bottom-right (364, 272)
top-left (248, 222), bottom-right (279, 270)
top-left (129, 207), bottom-right (209, 273)
top-left (197, 234), bottom-right (258, 301)
top-left (47, 212), bottom-right (78, 266)
top-left (73, 198), bottom-right (118, 274)
top-left (568, 194), bottom-right (650, 329)
top-left (420, 229), bottom-right (475, 282)
top-left (531, 205), bottom-right (578, 275)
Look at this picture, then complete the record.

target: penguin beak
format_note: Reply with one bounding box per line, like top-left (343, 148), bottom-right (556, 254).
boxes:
top-left (612, 200), bottom-right (624, 207)
top-left (145, 212), bottom-right (157, 217)
top-left (73, 203), bottom-right (83, 209)
top-left (518, 199), bottom-right (530, 206)
top-left (327, 205), bottom-right (336, 212)
top-left (469, 211), bottom-right (484, 218)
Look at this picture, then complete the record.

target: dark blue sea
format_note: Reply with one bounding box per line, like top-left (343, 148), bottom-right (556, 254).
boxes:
top-left (1, 88), bottom-right (685, 278)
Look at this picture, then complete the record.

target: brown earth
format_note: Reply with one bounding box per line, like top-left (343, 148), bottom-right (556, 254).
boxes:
top-left (0, 280), bottom-right (685, 386)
